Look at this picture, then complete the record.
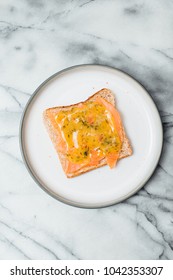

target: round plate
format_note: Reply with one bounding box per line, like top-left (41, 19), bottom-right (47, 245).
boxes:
top-left (20, 64), bottom-right (163, 208)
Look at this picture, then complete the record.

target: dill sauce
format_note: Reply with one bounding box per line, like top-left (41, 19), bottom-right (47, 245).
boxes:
top-left (55, 101), bottom-right (122, 163)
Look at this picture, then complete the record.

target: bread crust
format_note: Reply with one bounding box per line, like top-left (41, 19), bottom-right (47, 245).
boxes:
top-left (43, 88), bottom-right (132, 178)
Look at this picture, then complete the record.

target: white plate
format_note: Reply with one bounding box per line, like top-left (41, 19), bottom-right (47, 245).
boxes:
top-left (20, 65), bottom-right (163, 208)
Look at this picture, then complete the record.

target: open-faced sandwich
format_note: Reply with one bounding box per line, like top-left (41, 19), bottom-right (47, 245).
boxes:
top-left (43, 88), bottom-right (132, 178)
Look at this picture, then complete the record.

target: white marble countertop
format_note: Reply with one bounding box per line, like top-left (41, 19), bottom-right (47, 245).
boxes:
top-left (0, 0), bottom-right (173, 260)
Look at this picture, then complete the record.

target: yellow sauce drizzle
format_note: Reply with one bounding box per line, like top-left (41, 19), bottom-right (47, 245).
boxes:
top-left (55, 101), bottom-right (122, 163)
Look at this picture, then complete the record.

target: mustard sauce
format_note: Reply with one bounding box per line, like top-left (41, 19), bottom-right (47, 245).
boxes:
top-left (55, 101), bottom-right (122, 163)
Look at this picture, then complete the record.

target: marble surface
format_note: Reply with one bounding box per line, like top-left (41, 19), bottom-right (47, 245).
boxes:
top-left (0, 0), bottom-right (173, 260)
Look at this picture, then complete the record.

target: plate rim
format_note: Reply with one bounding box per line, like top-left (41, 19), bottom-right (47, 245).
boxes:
top-left (19, 63), bottom-right (163, 208)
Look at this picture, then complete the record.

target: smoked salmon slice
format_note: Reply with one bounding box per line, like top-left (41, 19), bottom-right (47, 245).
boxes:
top-left (43, 88), bottom-right (132, 178)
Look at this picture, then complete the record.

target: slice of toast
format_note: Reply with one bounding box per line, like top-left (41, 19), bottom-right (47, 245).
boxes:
top-left (43, 88), bottom-right (132, 178)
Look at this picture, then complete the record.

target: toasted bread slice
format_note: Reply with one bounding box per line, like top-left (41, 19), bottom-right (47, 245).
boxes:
top-left (43, 88), bottom-right (132, 178)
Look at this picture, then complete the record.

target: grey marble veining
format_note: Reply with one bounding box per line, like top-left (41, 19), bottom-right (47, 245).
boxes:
top-left (0, 0), bottom-right (173, 259)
